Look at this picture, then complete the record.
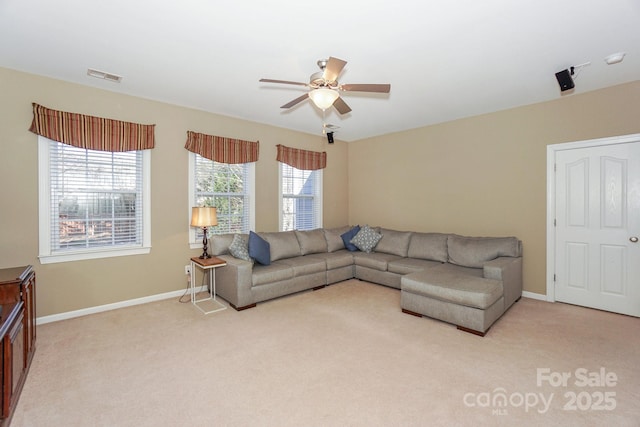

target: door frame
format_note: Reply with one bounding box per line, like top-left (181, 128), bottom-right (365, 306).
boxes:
top-left (546, 132), bottom-right (640, 302)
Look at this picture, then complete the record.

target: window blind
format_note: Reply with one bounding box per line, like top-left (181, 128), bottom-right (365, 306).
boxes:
top-left (281, 163), bottom-right (322, 231)
top-left (49, 140), bottom-right (143, 252)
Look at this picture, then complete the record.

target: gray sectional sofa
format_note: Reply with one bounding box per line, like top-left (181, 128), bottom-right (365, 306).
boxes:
top-left (210, 226), bottom-right (522, 336)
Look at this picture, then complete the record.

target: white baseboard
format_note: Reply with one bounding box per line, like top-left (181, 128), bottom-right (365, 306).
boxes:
top-left (36, 286), bottom-right (207, 325)
top-left (522, 290), bottom-right (548, 301)
top-left (37, 287), bottom-right (551, 325)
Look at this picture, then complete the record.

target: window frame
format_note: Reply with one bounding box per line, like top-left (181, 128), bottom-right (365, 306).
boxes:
top-left (279, 162), bottom-right (323, 231)
top-left (37, 136), bottom-right (151, 264)
top-left (188, 152), bottom-right (255, 248)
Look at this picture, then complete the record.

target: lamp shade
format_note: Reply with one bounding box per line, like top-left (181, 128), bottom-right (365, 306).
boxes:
top-left (309, 88), bottom-right (339, 110)
top-left (190, 207), bottom-right (218, 227)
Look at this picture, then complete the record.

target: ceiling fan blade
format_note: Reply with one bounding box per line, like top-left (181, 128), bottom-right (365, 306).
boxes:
top-left (333, 96), bottom-right (352, 115)
top-left (340, 83), bottom-right (391, 93)
top-left (260, 78), bottom-right (308, 87)
top-left (323, 57), bottom-right (347, 83)
top-left (281, 93), bottom-right (309, 109)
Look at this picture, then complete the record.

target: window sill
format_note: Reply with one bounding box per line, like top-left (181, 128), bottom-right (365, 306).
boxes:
top-left (38, 246), bottom-right (151, 264)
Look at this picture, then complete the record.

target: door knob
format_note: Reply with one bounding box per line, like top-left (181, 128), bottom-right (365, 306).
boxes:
top-left (631, 237), bottom-right (639, 243)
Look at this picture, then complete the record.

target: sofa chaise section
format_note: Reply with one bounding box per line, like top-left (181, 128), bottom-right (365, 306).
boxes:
top-left (400, 235), bottom-right (523, 336)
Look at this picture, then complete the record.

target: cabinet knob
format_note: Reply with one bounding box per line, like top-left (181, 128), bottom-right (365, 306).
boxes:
top-left (631, 236), bottom-right (639, 243)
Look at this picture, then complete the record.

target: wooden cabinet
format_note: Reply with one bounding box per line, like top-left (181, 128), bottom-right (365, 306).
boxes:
top-left (2, 304), bottom-right (23, 420)
top-left (20, 272), bottom-right (35, 368)
top-left (0, 266), bottom-right (36, 427)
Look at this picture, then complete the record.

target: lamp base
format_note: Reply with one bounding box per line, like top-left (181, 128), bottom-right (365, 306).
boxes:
top-left (199, 226), bottom-right (211, 259)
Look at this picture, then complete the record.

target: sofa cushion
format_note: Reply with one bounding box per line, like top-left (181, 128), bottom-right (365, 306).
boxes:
top-left (323, 226), bottom-right (351, 252)
top-left (279, 256), bottom-right (327, 277)
top-left (350, 225), bottom-right (382, 253)
top-left (387, 258), bottom-right (442, 275)
top-left (341, 225), bottom-right (361, 251)
top-left (407, 232), bottom-right (449, 262)
top-left (228, 233), bottom-right (251, 261)
top-left (375, 228), bottom-right (412, 257)
top-left (315, 251), bottom-right (354, 270)
top-left (295, 229), bottom-right (328, 255)
top-left (210, 233), bottom-right (235, 256)
top-left (260, 231), bottom-right (302, 261)
top-left (448, 235), bottom-right (521, 268)
top-left (353, 252), bottom-right (402, 271)
top-left (251, 262), bottom-right (293, 286)
top-left (432, 261), bottom-right (484, 278)
top-left (248, 231), bottom-right (271, 265)
top-left (402, 268), bottom-right (503, 310)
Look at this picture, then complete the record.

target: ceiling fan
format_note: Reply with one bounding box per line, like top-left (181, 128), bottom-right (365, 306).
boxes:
top-left (259, 57), bottom-right (390, 114)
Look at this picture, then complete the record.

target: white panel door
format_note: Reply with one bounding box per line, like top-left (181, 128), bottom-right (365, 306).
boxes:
top-left (554, 140), bottom-right (640, 317)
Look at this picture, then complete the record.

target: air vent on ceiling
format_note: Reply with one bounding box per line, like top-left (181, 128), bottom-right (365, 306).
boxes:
top-left (87, 68), bottom-right (123, 83)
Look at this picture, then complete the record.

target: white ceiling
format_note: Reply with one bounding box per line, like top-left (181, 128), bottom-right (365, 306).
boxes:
top-left (1, 0), bottom-right (639, 142)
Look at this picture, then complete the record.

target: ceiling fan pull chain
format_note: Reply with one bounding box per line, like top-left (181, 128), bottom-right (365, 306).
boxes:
top-left (322, 110), bottom-right (326, 134)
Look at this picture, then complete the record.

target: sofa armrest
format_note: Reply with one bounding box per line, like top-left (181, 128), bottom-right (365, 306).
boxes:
top-left (214, 255), bottom-right (254, 309)
top-left (483, 256), bottom-right (522, 309)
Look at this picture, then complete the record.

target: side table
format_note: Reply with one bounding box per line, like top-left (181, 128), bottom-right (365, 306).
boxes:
top-left (190, 256), bottom-right (227, 314)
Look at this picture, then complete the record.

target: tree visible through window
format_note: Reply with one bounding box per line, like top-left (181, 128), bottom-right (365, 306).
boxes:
top-left (194, 155), bottom-right (252, 235)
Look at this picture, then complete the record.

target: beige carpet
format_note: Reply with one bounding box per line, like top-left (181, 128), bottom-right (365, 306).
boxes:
top-left (11, 280), bottom-right (640, 426)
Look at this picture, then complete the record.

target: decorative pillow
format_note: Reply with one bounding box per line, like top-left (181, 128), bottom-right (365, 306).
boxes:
top-left (341, 225), bottom-right (361, 252)
top-left (350, 225), bottom-right (382, 253)
top-left (248, 231), bottom-right (271, 265)
top-left (295, 229), bottom-right (328, 255)
top-left (324, 226), bottom-right (351, 252)
top-left (228, 234), bottom-right (252, 262)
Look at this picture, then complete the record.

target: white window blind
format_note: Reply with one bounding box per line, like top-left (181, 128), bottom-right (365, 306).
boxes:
top-left (193, 154), bottom-right (253, 236)
top-left (38, 137), bottom-right (151, 263)
top-left (280, 163), bottom-right (322, 231)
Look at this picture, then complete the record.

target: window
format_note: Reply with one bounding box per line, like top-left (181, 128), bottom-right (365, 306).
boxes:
top-left (189, 154), bottom-right (255, 246)
top-left (38, 136), bottom-right (151, 264)
top-left (280, 163), bottom-right (322, 231)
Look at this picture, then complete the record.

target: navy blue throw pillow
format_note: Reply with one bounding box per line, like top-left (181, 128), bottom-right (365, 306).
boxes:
top-left (341, 225), bottom-right (361, 252)
top-left (248, 231), bottom-right (271, 265)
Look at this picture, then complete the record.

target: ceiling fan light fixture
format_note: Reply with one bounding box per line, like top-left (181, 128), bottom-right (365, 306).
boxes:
top-left (309, 88), bottom-right (339, 110)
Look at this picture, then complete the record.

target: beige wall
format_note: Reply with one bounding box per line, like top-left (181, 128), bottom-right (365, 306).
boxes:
top-left (348, 80), bottom-right (640, 295)
top-left (0, 67), bottom-right (348, 317)
top-left (2, 65), bottom-right (638, 317)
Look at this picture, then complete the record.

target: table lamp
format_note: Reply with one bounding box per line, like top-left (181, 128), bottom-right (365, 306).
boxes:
top-left (191, 207), bottom-right (218, 259)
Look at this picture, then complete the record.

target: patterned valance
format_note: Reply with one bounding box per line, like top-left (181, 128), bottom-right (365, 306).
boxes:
top-left (184, 131), bottom-right (259, 164)
top-left (276, 144), bottom-right (326, 170)
top-left (29, 103), bottom-right (155, 151)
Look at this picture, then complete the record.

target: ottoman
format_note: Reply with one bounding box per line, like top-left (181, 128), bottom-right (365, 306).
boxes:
top-left (400, 267), bottom-right (505, 336)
